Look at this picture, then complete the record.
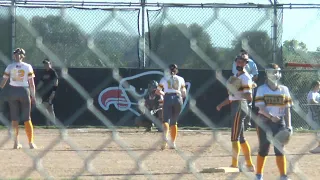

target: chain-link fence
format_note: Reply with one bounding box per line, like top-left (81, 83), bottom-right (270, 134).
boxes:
top-left (14, 6), bottom-right (140, 68)
top-left (0, 0), bottom-right (320, 179)
top-left (147, 6), bottom-right (283, 69)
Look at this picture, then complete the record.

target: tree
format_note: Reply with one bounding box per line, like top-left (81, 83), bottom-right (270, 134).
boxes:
top-left (281, 39), bottom-right (318, 100)
top-left (15, 15), bottom-right (86, 66)
top-left (93, 31), bottom-right (139, 67)
top-left (282, 39), bottom-right (312, 65)
top-left (231, 30), bottom-right (276, 68)
top-left (283, 39), bottom-right (307, 52)
top-left (148, 23), bottom-right (219, 69)
top-left (0, 10), bottom-right (12, 68)
top-left (14, 15), bottom-right (137, 68)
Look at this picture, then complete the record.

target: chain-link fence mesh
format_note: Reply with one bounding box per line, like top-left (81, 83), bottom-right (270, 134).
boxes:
top-left (147, 6), bottom-right (283, 69)
top-left (15, 6), bottom-right (140, 68)
top-left (281, 8), bottom-right (320, 129)
top-left (282, 69), bottom-right (320, 129)
top-left (0, 4), bottom-right (11, 71)
top-left (0, 1), bottom-right (320, 180)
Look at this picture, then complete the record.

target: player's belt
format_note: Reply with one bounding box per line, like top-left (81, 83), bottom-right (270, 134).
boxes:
top-left (258, 113), bottom-right (284, 120)
top-left (231, 99), bottom-right (247, 102)
top-left (165, 92), bottom-right (180, 96)
top-left (9, 85), bottom-right (29, 88)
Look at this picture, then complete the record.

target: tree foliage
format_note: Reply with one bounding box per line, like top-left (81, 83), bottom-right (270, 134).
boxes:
top-left (282, 39), bottom-right (320, 97)
top-left (232, 30), bottom-right (276, 68)
top-left (0, 17), bottom-right (12, 67)
top-left (0, 15), bottom-right (139, 68)
top-left (0, 13), bottom-right (318, 74)
top-left (148, 23), bottom-right (219, 69)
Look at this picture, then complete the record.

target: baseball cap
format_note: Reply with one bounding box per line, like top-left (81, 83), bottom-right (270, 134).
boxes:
top-left (240, 49), bottom-right (248, 55)
top-left (235, 55), bottom-right (248, 62)
top-left (13, 48), bottom-right (25, 55)
top-left (169, 64), bottom-right (178, 70)
top-left (43, 59), bottom-right (51, 64)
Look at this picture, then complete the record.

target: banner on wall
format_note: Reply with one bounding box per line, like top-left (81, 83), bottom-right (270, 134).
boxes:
top-left (97, 71), bottom-right (191, 116)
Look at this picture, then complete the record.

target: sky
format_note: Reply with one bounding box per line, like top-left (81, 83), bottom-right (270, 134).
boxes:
top-left (8, 0), bottom-right (320, 51)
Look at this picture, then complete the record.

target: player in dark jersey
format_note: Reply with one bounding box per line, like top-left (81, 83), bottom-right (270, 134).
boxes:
top-left (136, 80), bottom-right (163, 132)
top-left (36, 59), bottom-right (58, 126)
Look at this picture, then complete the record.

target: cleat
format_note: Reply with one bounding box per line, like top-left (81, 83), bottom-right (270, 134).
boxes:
top-left (161, 137), bottom-right (168, 150)
top-left (161, 142), bottom-right (167, 150)
top-left (29, 143), bottom-right (37, 149)
top-left (280, 175), bottom-right (291, 180)
top-left (13, 142), bottom-right (22, 149)
top-left (246, 165), bottom-right (255, 172)
top-left (239, 165), bottom-right (255, 172)
top-left (310, 146), bottom-right (320, 154)
top-left (255, 174), bottom-right (263, 180)
top-left (169, 142), bottom-right (176, 149)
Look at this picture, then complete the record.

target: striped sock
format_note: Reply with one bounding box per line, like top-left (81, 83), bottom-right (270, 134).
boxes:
top-left (232, 141), bottom-right (240, 167)
top-left (240, 141), bottom-right (253, 166)
top-left (24, 120), bottom-right (34, 144)
top-left (170, 125), bottom-right (177, 143)
top-left (276, 155), bottom-right (287, 176)
top-left (256, 154), bottom-right (267, 174)
top-left (163, 122), bottom-right (169, 140)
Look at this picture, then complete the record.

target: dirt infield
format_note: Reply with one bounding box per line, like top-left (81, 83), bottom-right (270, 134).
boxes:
top-left (0, 128), bottom-right (319, 180)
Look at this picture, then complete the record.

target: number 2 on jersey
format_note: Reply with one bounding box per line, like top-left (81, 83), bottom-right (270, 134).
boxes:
top-left (12, 69), bottom-right (25, 82)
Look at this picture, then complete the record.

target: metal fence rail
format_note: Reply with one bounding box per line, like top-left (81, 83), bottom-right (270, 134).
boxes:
top-left (0, 1), bottom-right (320, 180)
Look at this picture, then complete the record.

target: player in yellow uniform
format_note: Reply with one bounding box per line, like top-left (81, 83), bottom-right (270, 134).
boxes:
top-left (254, 63), bottom-right (293, 180)
top-left (216, 56), bottom-right (255, 172)
top-left (0, 48), bottom-right (37, 149)
top-left (156, 64), bottom-right (186, 150)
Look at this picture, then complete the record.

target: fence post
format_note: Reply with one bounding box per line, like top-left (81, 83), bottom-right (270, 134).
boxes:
top-left (272, 0), bottom-right (278, 64)
top-left (140, 0), bottom-right (146, 69)
top-left (10, 0), bottom-right (16, 57)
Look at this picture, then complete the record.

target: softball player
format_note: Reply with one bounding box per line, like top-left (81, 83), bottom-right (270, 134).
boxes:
top-left (254, 63), bottom-right (293, 180)
top-left (156, 64), bottom-right (186, 150)
top-left (216, 56), bottom-right (255, 171)
top-left (306, 80), bottom-right (320, 153)
top-left (36, 59), bottom-right (58, 126)
top-left (232, 50), bottom-right (259, 130)
top-left (0, 48), bottom-right (37, 149)
top-left (136, 80), bottom-right (163, 132)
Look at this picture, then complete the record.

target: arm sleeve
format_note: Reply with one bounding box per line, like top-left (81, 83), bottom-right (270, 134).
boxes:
top-left (250, 61), bottom-right (259, 76)
top-left (3, 66), bottom-right (10, 79)
top-left (181, 77), bottom-right (186, 89)
top-left (255, 86), bottom-right (265, 107)
top-left (50, 70), bottom-right (58, 80)
top-left (284, 86), bottom-right (293, 107)
top-left (27, 65), bottom-right (35, 79)
top-left (307, 92), bottom-right (313, 102)
top-left (241, 76), bottom-right (252, 93)
top-left (157, 78), bottom-right (165, 90)
top-left (232, 61), bottom-right (237, 75)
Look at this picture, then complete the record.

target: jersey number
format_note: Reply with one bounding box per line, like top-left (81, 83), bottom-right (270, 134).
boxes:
top-left (11, 69), bottom-right (25, 82)
top-left (167, 77), bottom-right (179, 90)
